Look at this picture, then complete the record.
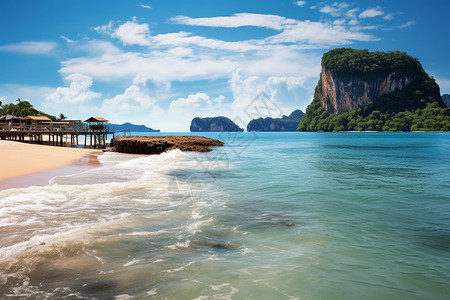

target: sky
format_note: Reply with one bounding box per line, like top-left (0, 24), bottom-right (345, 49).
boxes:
top-left (0, 0), bottom-right (449, 131)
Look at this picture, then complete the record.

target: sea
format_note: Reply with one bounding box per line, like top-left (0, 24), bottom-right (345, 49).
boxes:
top-left (0, 132), bottom-right (449, 299)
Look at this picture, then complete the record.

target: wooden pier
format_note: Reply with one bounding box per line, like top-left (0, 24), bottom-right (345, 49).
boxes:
top-left (0, 116), bottom-right (114, 148)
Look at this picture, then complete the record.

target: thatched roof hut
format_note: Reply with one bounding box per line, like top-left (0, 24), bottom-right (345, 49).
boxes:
top-left (24, 116), bottom-right (52, 122)
top-left (84, 117), bottom-right (108, 122)
top-left (0, 114), bottom-right (23, 122)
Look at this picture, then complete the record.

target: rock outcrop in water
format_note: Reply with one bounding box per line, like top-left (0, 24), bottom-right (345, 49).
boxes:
top-left (298, 48), bottom-right (449, 131)
top-left (110, 136), bottom-right (224, 154)
top-left (247, 109), bottom-right (304, 131)
top-left (190, 116), bottom-right (243, 132)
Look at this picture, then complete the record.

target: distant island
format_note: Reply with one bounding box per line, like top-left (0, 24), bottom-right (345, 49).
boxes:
top-left (190, 116), bottom-right (244, 132)
top-left (298, 48), bottom-right (450, 131)
top-left (109, 122), bottom-right (160, 132)
top-left (247, 109), bottom-right (304, 131)
top-left (442, 94), bottom-right (450, 108)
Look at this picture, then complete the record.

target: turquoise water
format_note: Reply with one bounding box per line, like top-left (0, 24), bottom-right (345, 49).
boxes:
top-left (0, 132), bottom-right (449, 299)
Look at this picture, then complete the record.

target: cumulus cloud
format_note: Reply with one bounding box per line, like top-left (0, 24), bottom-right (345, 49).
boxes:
top-left (0, 41), bottom-right (56, 55)
top-left (102, 84), bottom-right (154, 114)
top-left (140, 4), bottom-right (151, 9)
top-left (111, 18), bottom-right (151, 46)
top-left (359, 7), bottom-right (385, 18)
top-left (169, 93), bottom-right (212, 111)
top-left (94, 17), bottom-right (151, 46)
top-left (47, 74), bottom-right (101, 104)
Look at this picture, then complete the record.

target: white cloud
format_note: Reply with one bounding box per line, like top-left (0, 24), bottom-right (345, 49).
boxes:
top-left (267, 21), bottom-right (376, 45)
top-left (359, 7), bottom-right (384, 19)
top-left (0, 41), bottom-right (56, 55)
top-left (47, 74), bottom-right (101, 105)
top-left (140, 4), bottom-right (151, 9)
top-left (93, 21), bottom-right (115, 35)
top-left (398, 21), bottom-right (415, 29)
top-left (171, 13), bottom-right (375, 48)
top-left (94, 17), bottom-right (151, 46)
top-left (170, 13), bottom-right (295, 31)
top-left (169, 93), bottom-right (212, 111)
top-left (294, 1), bottom-right (307, 7)
top-left (60, 51), bottom-right (235, 83)
top-left (111, 17), bottom-right (151, 46)
top-left (151, 31), bottom-right (261, 51)
top-left (383, 14), bottom-right (394, 21)
top-left (319, 3), bottom-right (350, 17)
top-left (102, 84), bottom-right (154, 114)
top-left (60, 36), bottom-right (75, 43)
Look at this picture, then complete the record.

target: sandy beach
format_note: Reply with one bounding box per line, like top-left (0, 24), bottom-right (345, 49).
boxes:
top-left (0, 140), bottom-right (102, 187)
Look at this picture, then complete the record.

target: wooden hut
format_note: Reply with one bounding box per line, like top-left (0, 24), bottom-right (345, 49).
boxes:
top-left (84, 117), bottom-right (108, 131)
top-left (0, 115), bottom-right (23, 131)
top-left (84, 117), bottom-right (110, 147)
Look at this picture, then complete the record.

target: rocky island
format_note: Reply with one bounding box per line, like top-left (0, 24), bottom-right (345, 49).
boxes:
top-left (110, 136), bottom-right (224, 154)
top-left (109, 122), bottom-right (160, 132)
top-left (298, 48), bottom-right (450, 131)
top-left (442, 94), bottom-right (450, 108)
top-left (247, 109), bottom-right (304, 131)
top-left (190, 116), bottom-right (244, 132)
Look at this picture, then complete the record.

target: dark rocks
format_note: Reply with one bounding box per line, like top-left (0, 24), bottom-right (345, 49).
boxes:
top-left (110, 135), bottom-right (224, 154)
top-left (190, 116), bottom-right (244, 132)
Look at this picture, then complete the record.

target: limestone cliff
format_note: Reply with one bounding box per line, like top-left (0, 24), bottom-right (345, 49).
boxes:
top-left (298, 48), bottom-right (448, 132)
top-left (320, 66), bottom-right (412, 114)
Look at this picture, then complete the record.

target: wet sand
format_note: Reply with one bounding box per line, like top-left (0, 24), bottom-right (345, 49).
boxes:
top-left (0, 140), bottom-right (102, 189)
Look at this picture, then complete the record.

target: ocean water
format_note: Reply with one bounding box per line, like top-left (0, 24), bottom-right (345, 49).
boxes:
top-left (0, 132), bottom-right (449, 299)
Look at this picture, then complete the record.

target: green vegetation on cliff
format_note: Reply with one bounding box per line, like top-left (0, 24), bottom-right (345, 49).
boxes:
top-left (0, 99), bottom-right (56, 121)
top-left (298, 49), bottom-right (450, 131)
top-left (322, 48), bottom-right (424, 79)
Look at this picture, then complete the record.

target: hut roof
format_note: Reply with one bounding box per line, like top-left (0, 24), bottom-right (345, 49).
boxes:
top-left (0, 114), bottom-right (23, 121)
top-left (84, 117), bottom-right (108, 122)
top-left (24, 116), bottom-right (52, 121)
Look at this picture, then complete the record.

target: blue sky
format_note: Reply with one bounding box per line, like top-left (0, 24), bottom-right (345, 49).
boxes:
top-left (0, 0), bottom-right (449, 131)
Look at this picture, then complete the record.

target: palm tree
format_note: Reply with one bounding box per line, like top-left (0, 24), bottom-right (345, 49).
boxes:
top-left (58, 113), bottom-right (67, 121)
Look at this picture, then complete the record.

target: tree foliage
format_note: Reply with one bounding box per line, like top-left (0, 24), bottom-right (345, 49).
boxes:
top-left (0, 99), bottom-right (56, 121)
top-left (322, 48), bottom-right (425, 79)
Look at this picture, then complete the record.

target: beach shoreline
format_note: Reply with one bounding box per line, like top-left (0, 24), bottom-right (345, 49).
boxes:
top-left (0, 140), bottom-right (102, 190)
